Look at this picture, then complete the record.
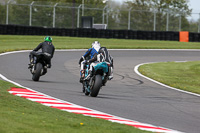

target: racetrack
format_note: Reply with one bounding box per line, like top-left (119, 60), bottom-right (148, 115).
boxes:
top-left (1, 50), bottom-right (200, 133)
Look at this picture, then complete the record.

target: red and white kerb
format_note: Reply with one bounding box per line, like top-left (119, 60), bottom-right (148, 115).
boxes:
top-left (8, 87), bottom-right (183, 133)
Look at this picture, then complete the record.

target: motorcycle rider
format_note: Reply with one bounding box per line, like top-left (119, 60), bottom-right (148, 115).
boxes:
top-left (84, 46), bottom-right (114, 83)
top-left (79, 41), bottom-right (101, 82)
top-left (28, 36), bottom-right (55, 70)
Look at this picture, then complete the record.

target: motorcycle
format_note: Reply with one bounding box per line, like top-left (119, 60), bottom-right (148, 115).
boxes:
top-left (82, 61), bottom-right (109, 97)
top-left (29, 52), bottom-right (48, 81)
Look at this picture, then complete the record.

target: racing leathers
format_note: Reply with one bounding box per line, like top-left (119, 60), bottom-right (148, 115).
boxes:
top-left (79, 43), bottom-right (100, 82)
top-left (29, 41), bottom-right (55, 68)
top-left (85, 47), bottom-right (113, 81)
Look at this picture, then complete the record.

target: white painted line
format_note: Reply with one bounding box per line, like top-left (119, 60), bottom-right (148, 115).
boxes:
top-left (108, 120), bottom-right (151, 126)
top-left (42, 104), bottom-right (74, 107)
top-left (15, 94), bottom-right (46, 97)
top-left (8, 91), bottom-right (37, 94)
top-left (62, 110), bottom-right (105, 114)
top-left (27, 99), bottom-right (60, 102)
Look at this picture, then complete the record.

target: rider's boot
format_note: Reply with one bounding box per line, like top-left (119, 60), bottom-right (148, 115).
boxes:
top-left (42, 66), bottom-right (47, 75)
top-left (108, 67), bottom-right (113, 80)
top-left (108, 75), bottom-right (113, 80)
top-left (28, 58), bottom-right (34, 69)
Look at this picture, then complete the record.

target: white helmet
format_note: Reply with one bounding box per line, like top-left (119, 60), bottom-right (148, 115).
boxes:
top-left (92, 41), bottom-right (100, 48)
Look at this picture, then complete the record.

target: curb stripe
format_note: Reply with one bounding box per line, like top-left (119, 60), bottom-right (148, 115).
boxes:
top-left (43, 104), bottom-right (74, 107)
top-left (51, 106), bottom-right (92, 111)
top-left (15, 94), bottom-right (46, 97)
top-left (8, 87), bottom-right (183, 133)
top-left (36, 101), bottom-right (71, 105)
top-left (27, 99), bottom-right (60, 102)
top-left (66, 110), bottom-right (106, 114)
top-left (21, 96), bottom-right (56, 100)
top-left (99, 117), bottom-right (139, 123)
top-left (74, 112), bottom-right (114, 118)
top-left (127, 124), bottom-right (170, 131)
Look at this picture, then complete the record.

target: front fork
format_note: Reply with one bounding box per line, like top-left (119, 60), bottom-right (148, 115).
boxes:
top-left (31, 64), bottom-right (36, 74)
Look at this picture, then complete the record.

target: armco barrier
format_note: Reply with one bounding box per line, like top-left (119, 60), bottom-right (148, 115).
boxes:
top-left (0, 24), bottom-right (199, 42)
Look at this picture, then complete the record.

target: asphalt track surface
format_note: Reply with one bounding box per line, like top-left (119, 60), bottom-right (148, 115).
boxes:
top-left (1, 50), bottom-right (200, 133)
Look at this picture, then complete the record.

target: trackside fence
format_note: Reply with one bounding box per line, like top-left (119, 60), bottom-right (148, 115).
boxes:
top-left (1, 0), bottom-right (200, 32)
top-left (1, 24), bottom-right (200, 42)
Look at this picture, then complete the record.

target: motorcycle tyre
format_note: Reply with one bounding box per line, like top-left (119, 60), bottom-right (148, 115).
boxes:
top-left (32, 63), bottom-right (43, 81)
top-left (90, 75), bottom-right (102, 97)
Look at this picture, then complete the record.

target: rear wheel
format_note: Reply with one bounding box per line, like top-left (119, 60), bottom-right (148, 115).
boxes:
top-left (90, 75), bottom-right (102, 97)
top-left (32, 63), bottom-right (43, 81)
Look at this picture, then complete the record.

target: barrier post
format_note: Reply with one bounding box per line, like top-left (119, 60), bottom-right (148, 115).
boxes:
top-left (179, 31), bottom-right (189, 42)
top-left (29, 2), bottom-right (34, 26)
top-left (6, 0), bottom-right (11, 25)
top-left (128, 7), bottom-right (132, 30)
top-left (53, 3), bottom-right (58, 28)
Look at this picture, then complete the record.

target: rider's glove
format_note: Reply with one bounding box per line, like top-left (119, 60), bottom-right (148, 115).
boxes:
top-left (47, 64), bottom-right (51, 68)
top-left (85, 60), bottom-right (90, 65)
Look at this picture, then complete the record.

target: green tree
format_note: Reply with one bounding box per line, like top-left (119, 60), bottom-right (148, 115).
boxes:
top-left (0, 2), bottom-right (6, 25)
top-left (120, 0), bottom-right (192, 31)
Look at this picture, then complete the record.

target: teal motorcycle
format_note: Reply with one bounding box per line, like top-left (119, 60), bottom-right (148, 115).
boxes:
top-left (83, 62), bottom-right (109, 97)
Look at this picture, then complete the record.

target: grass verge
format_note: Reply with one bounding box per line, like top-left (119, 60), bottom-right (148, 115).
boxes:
top-left (138, 61), bottom-right (200, 94)
top-left (1, 35), bottom-right (200, 53)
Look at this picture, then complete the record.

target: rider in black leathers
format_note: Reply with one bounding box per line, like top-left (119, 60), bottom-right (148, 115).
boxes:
top-left (29, 36), bottom-right (55, 69)
top-left (85, 47), bottom-right (113, 81)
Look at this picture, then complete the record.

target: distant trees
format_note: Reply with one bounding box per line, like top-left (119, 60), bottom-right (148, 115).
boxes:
top-left (0, 2), bottom-right (6, 24)
top-left (118, 0), bottom-right (192, 31)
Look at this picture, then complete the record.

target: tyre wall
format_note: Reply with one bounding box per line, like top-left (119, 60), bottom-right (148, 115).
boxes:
top-left (0, 24), bottom-right (199, 42)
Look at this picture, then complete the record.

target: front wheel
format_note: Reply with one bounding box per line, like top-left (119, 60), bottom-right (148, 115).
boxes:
top-left (82, 83), bottom-right (85, 93)
top-left (32, 63), bottom-right (43, 81)
top-left (90, 75), bottom-right (102, 97)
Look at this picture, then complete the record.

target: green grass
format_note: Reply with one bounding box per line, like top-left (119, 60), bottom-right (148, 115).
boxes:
top-left (139, 61), bottom-right (200, 94)
top-left (1, 35), bottom-right (200, 53)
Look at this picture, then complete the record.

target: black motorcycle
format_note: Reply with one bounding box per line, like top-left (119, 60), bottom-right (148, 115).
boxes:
top-left (29, 52), bottom-right (48, 81)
